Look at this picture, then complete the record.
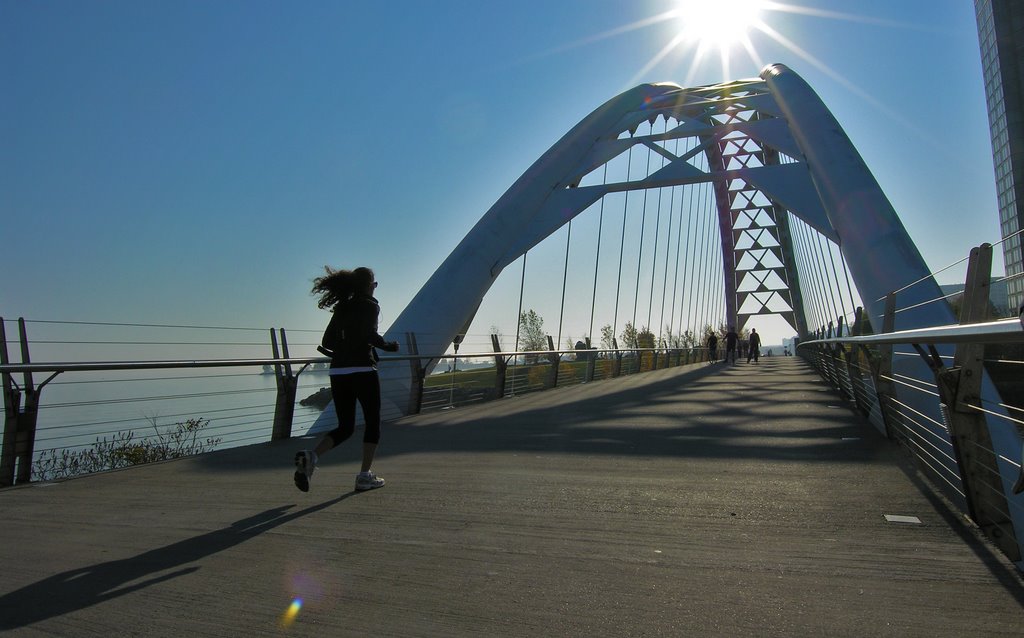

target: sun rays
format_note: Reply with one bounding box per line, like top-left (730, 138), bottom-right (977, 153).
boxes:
top-left (506, 0), bottom-right (942, 151)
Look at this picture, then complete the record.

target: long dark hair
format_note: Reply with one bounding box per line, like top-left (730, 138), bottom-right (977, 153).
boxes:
top-left (311, 266), bottom-right (374, 309)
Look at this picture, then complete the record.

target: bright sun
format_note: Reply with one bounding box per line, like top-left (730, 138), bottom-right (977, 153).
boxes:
top-left (675, 0), bottom-right (765, 49)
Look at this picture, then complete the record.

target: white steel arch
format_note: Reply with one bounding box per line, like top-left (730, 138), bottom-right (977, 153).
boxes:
top-left (383, 64), bottom-right (864, 369)
top-left (321, 65), bottom-right (1024, 559)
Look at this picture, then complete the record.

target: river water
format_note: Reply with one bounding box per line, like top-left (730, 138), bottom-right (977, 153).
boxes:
top-left (27, 368), bottom-right (333, 456)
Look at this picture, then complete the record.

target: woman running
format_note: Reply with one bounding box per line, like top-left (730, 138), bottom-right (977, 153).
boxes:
top-left (294, 266), bottom-right (399, 492)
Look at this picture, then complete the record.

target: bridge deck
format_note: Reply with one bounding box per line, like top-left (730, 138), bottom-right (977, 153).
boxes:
top-left (1, 357), bottom-right (1022, 636)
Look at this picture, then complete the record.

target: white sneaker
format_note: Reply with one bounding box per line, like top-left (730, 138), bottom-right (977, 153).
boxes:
top-left (293, 450), bottom-right (315, 492)
top-left (355, 471), bottom-right (385, 491)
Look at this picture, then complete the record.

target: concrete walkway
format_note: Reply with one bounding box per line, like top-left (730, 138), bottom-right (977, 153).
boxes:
top-left (1, 357), bottom-right (1022, 637)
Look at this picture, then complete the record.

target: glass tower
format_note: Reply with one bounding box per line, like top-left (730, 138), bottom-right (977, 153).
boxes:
top-left (976, 0), bottom-right (1024, 312)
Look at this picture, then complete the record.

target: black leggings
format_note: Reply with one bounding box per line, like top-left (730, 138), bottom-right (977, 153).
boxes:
top-left (328, 371), bottom-right (382, 446)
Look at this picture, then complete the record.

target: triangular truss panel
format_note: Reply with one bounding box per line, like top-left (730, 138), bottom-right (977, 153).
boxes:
top-left (583, 78), bottom-right (815, 335)
top-left (696, 94), bottom-right (805, 334)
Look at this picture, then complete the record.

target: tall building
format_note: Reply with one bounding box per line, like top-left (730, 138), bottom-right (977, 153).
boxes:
top-left (976, 0), bottom-right (1024, 313)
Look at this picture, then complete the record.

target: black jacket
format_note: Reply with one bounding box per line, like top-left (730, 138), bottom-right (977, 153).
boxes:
top-left (321, 295), bottom-right (389, 368)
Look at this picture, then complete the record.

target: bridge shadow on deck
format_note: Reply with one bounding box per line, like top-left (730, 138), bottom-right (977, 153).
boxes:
top-left (203, 358), bottom-right (886, 473)
top-left (3, 357), bottom-right (1022, 636)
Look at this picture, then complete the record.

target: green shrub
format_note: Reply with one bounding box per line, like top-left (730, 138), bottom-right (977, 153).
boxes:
top-left (34, 417), bottom-right (221, 481)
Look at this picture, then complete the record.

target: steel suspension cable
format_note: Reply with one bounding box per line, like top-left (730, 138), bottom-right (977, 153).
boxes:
top-left (800, 221), bottom-right (831, 331)
top-left (557, 219), bottom-right (572, 350)
top-left (688, 171), bottom-right (704, 338)
top-left (588, 164), bottom-right (609, 342)
top-left (681, 172), bottom-right (698, 340)
top-left (708, 181), bottom-right (721, 332)
top-left (648, 118), bottom-right (671, 342)
top-left (712, 182), bottom-right (725, 332)
top-left (514, 252), bottom-right (527, 354)
top-left (793, 219), bottom-right (825, 330)
top-left (814, 229), bottom-right (843, 329)
top-left (695, 180), bottom-right (710, 336)
top-left (838, 245), bottom-right (859, 326)
top-left (659, 178), bottom-right (677, 345)
top-left (509, 250), bottom-right (528, 395)
top-left (668, 178), bottom-right (685, 343)
top-left (612, 140), bottom-right (635, 341)
top-left (698, 179), bottom-right (711, 334)
top-left (668, 138), bottom-right (691, 342)
top-left (646, 200), bottom-right (662, 338)
top-left (702, 180), bottom-right (717, 333)
top-left (794, 219), bottom-right (825, 330)
top-left (714, 191), bottom-right (725, 332)
top-left (824, 238), bottom-right (852, 327)
top-left (632, 142), bottom-right (654, 336)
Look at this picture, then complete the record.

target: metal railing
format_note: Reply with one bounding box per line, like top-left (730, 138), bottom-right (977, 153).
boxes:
top-left (797, 242), bottom-right (1024, 568)
top-left (1, 318), bottom-right (713, 486)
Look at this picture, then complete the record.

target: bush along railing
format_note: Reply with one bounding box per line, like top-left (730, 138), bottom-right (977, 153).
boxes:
top-left (798, 242), bottom-right (1024, 568)
top-left (34, 417), bottom-right (221, 481)
top-left (0, 321), bottom-right (709, 486)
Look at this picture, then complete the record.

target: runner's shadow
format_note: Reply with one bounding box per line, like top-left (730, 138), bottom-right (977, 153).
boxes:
top-left (0, 492), bottom-right (359, 630)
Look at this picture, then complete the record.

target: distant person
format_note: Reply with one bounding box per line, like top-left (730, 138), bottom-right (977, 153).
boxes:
top-left (724, 326), bottom-right (739, 364)
top-left (747, 328), bottom-right (761, 363)
top-left (706, 332), bottom-right (718, 363)
top-left (575, 339), bottom-right (588, 362)
top-left (294, 266), bottom-right (399, 493)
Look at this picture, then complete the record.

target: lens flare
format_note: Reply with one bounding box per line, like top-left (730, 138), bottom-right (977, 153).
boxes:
top-left (280, 598), bottom-right (303, 628)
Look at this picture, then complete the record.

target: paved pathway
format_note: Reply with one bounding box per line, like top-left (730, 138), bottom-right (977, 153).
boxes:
top-left (1, 357), bottom-right (1022, 636)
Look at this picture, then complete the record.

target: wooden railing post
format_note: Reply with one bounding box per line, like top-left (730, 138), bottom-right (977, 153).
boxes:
top-left (584, 337), bottom-right (596, 383)
top-left (270, 328), bottom-right (299, 441)
top-left (546, 336), bottom-right (559, 389)
top-left (407, 332), bottom-right (425, 415)
top-left (611, 338), bottom-right (622, 378)
top-left (491, 334), bottom-right (507, 399)
top-left (932, 243), bottom-right (1019, 561)
top-left (870, 295), bottom-right (899, 440)
top-left (1, 318), bottom-right (21, 486)
top-left (843, 308), bottom-right (870, 418)
top-left (0, 319), bottom-right (46, 485)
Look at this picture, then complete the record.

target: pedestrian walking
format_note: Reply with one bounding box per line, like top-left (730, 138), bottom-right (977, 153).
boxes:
top-left (725, 326), bottom-right (739, 364)
top-left (293, 266), bottom-right (399, 493)
top-left (707, 331), bottom-right (718, 363)
top-left (747, 328), bottom-right (761, 363)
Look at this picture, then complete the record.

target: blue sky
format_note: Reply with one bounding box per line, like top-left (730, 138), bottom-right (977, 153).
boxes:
top-left (1, 0), bottom-right (998, 352)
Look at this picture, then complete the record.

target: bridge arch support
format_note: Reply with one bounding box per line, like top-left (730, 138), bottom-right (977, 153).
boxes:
top-left (384, 63), bottom-right (949, 373)
top-left (331, 66), bottom-right (1024, 567)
